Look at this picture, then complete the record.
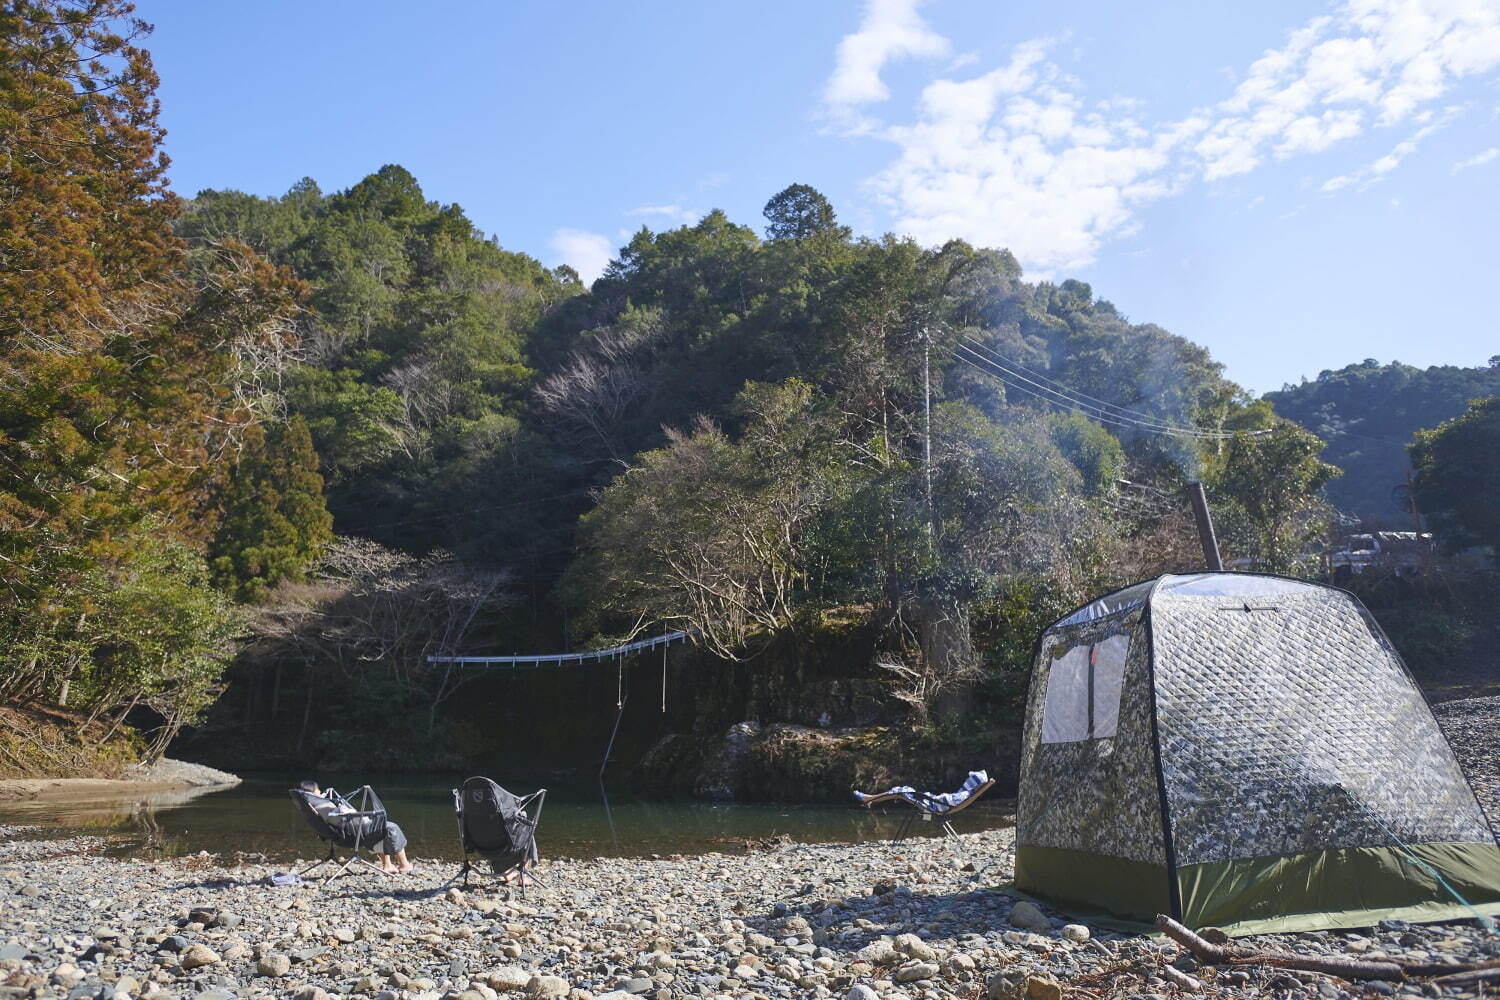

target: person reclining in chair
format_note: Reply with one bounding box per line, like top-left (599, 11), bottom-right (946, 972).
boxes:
top-left (298, 780), bottom-right (415, 874)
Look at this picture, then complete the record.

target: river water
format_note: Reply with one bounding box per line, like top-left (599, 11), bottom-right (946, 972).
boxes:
top-left (0, 773), bottom-right (1012, 862)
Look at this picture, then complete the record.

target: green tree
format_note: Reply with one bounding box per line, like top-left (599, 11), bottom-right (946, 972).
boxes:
top-left (1048, 412), bottom-right (1124, 496)
top-left (763, 183), bottom-right (848, 242)
top-left (1409, 396), bottom-right (1500, 552)
top-left (1214, 422), bottom-right (1340, 573)
top-left (1265, 359), bottom-right (1500, 517)
top-left (209, 415), bottom-right (333, 600)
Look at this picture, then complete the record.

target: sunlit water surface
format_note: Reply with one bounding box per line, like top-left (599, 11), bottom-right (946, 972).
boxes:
top-left (0, 773), bottom-right (1013, 862)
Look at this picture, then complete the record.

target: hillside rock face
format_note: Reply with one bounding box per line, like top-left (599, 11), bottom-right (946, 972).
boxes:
top-left (636, 720), bottom-right (1021, 803)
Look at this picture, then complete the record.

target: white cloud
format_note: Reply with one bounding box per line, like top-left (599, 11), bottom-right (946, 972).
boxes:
top-left (1320, 113), bottom-right (1453, 191)
top-left (831, 0), bottom-right (1500, 275)
top-left (1452, 146), bottom-right (1500, 171)
top-left (824, 0), bottom-right (950, 109)
top-left (628, 204), bottom-right (699, 226)
top-left (548, 228), bottom-right (614, 285)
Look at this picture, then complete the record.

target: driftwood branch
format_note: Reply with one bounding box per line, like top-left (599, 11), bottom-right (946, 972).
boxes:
top-left (1429, 965), bottom-right (1500, 987)
top-left (1159, 963), bottom-right (1202, 992)
top-left (1154, 914), bottom-right (1404, 981)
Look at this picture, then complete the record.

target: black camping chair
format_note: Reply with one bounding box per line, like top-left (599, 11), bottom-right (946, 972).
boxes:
top-left (289, 785), bottom-right (391, 884)
top-left (451, 776), bottom-right (545, 894)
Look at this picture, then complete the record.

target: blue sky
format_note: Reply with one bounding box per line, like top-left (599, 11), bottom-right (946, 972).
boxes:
top-left (135, 0), bottom-right (1500, 395)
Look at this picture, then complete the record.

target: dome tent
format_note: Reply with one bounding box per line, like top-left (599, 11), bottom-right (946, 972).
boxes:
top-left (1015, 572), bottom-right (1500, 935)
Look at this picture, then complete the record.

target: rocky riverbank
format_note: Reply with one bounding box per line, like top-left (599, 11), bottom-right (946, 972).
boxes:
top-left (3, 694), bottom-right (1497, 1000)
top-left (3, 825), bottom-right (1499, 1000)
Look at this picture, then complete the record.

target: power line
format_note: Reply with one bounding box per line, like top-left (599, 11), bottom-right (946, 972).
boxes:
top-left (957, 339), bottom-right (1240, 440)
top-left (960, 337), bottom-right (1251, 438)
top-left (952, 345), bottom-right (1253, 442)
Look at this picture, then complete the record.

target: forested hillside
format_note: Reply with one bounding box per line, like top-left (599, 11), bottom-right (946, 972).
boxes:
top-left (168, 176), bottom-right (1347, 774)
top-left (4, 1), bottom-right (1491, 786)
top-left (1266, 360), bottom-right (1500, 520)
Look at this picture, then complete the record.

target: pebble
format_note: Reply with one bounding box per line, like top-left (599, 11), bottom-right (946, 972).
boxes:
top-left (893, 959), bottom-right (939, 982)
top-left (1007, 901), bottom-right (1050, 932)
top-left (527, 975), bottom-right (569, 997)
top-left (177, 944), bottom-right (218, 970)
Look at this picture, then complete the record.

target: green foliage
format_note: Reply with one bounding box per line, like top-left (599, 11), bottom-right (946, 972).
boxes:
top-left (209, 416), bottom-right (334, 600)
top-left (1265, 360), bottom-right (1500, 518)
top-left (1048, 412), bottom-right (1124, 496)
top-left (0, 1), bottom-right (296, 759)
top-left (1409, 396), bottom-right (1500, 552)
top-left (179, 166), bottom-right (576, 555)
top-left (763, 184), bottom-right (849, 242)
top-left (1212, 422), bottom-right (1340, 574)
top-left (0, 532), bottom-right (246, 760)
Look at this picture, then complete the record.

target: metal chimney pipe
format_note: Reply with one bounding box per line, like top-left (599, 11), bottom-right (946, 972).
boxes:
top-left (1187, 482), bottom-right (1224, 572)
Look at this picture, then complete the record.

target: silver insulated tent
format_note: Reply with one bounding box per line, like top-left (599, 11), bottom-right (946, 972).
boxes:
top-left (1015, 572), bottom-right (1500, 935)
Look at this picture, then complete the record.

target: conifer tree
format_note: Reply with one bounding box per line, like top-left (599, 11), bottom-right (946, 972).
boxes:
top-left (209, 416), bottom-right (333, 600)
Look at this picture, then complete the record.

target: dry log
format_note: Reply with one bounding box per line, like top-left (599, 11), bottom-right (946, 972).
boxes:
top-left (1153, 914), bottom-right (1404, 982)
top-left (1430, 966), bottom-right (1500, 988)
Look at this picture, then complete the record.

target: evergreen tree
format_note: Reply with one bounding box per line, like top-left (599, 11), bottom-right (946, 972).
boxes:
top-left (210, 416), bottom-right (333, 600)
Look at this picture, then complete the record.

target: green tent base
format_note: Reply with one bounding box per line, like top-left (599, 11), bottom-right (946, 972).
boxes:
top-left (1011, 841), bottom-right (1500, 937)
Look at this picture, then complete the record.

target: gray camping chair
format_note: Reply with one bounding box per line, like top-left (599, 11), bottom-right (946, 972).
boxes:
top-left (450, 776), bottom-right (545, 894)
top-left (289, 785), bottom-right (391, 884)
top-left (856, 770), bottom-right (995, 839)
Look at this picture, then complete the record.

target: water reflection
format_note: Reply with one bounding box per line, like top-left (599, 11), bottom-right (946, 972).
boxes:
top-left (0, 773), bottom-right (1013, 862)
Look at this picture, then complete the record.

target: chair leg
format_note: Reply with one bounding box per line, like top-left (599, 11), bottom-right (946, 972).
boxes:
top-left (942, 820), bottom-right (958, 838)
top-left (352, 854), bottom-right (390, 876)
top-left (300, 846), bottom-right (335, 878)
top-left (895, 813), bottom-right (914, 841)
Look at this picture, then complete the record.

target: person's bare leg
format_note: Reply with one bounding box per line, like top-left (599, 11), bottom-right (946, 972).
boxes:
top-left (377, 853), bottom-right (398, 874)
top-left (394, 848), bottom-right (414, 874)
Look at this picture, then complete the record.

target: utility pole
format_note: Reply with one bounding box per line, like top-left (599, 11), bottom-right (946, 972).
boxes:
top-left (1186, 482), bottom-right (1224, 572)
top-left (921, 326), bottom-right (935, 548)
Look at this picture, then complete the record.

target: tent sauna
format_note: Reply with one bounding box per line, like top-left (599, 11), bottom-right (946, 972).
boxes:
top-left (1015, 572), bottom-right (1500, 935)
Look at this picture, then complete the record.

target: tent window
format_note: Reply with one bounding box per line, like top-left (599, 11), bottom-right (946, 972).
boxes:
top-left (1041, 633), bottom-right (1129, 744)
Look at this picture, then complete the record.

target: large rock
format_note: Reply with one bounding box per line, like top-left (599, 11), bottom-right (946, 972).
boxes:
top-left (487, 968), bottom-right (531, 992)
top-left (1007, 901), bottom-right (1051, 932)
top-left (855, 940), bottom-right (898, 964)
top-left (526, 976), bottom-right (568, 998)
top-left (893, 960), bottom-right (940, 983)
top-left (255, 954), bottom-right (291, 977)
top-left (894, 933), bottom-right (936, 961)
top-left (1025, 976), bottom-right (1063, 1000)
top-left (178, 944), bottom-right (219, 970)
top-left (694, 722), bottom-right (762, 800)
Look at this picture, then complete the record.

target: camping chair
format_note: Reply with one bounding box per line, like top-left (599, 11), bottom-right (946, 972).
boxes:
top-left (288, 785), bottom-right (391, 884)
top-left (855, 769), bottom-right (995, 840)
top-left (451, 776), bottom-right (545, 894)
